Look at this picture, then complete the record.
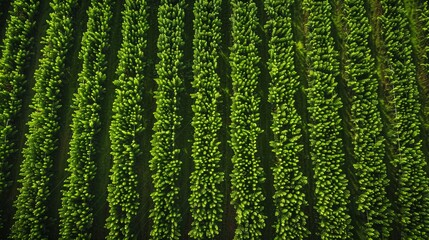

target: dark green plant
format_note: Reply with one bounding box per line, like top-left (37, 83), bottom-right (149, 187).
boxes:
top-left (11, 0), bottom-right (77, 239)
top-left (265, 0), bottom-right (309, 238)
top-left (380, 0), bottom-right (429, 237)
top-left (59, 0), bottom-right (112, 238)
top-left (304, 0), bottom-right (352, 238)
top-left (229, 0), bottom-right (266, 238)
top-left (105, 0), bottom-right (148, 238)
top-left (188, 0), bottom-right (224, 238)
top-left (149, 0), bottom-right (185, 238)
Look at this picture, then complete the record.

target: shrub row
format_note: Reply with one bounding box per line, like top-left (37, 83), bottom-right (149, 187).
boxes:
top-left (304, 0), bottom-right (352, 238)
top-left (228, 0), bottom-right (266, 239)
top-left (105, 0), bottom-right (148, 239)
top-left (188, 0), bottom-right (224, 238)
top-left (343, 1), bottom-right (392, 239)
top-left (59, 0), bottom-right (112, 238)
top-left (264, 0), bottom-right (308, 239)
top-left (11, 0), bottom-right (77, 239)
top-left (420, 1), bottom-right (429, 66)
top-left (380, 0), bottom-right (429, 238)
top-left (149, 0), bottom-right (185, 239)
top-left (0, 0), bottom-right (38, 225)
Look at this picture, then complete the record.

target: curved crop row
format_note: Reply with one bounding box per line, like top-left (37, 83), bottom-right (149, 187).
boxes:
top-left (105, 0), bottom-right (148, 239)
top-left (149, 0), bottom-right (185, 238)
top-left (343, 1), bottom-right (392, 239)
top-left (59, 0), bottom-right (112, 238)
top-left (380, 0), bottom-right (429, 238)
top-left (188, 0), bottom-right (224, 238)
top-left (420, 1), bottom-right (429, 66)
top-left (0, 0), bottom-right (38, 224)
top-left (419, 0), bottom-right (429, 133)
top-left (228, 0), bottom-right (265, 239)
top-left (304, 0), bottom-right (352, 239)
top-left (10, 0), bottom-right (77, 239)
top-left (265, 0), bottom-right (308, 239)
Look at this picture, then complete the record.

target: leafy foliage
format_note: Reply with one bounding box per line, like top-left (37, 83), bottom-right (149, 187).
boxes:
top-left (149, 0), bottom-right (185, 238)
top-left (188, 0), bottom-right (224, 238)
top-left (343, 1), bottom-right (392, 238)
top-left (59, 0), bottom-right (112, 238)
top-left (0, 0), bottom-right (38, 229)
top-left (303, 0), bottom-right (352, 238)
top-left (264, 0), bottom-right (309, 239)
top-left (11, 0), bottom-right (77, 239)
top-left (105, 0), bottom-right (148, 238)
top-left (380, 0), bottom-right (429, 238)
top-left (228, 0), bottom-right (266, 239)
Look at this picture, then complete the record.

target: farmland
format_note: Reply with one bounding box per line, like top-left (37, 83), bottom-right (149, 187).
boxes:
top-left (0, 0), bottom-right (428, 239)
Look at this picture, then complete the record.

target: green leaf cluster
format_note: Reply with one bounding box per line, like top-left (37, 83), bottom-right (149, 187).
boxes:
top-left (421, 1), bottom-right (429, 68)
top-left (229, 0), bottom-right (266, 239)
top-left (59, 0), bottom-right (112, 238)
top-left (149, 0), bottom-right (185, 239)
top-left (0, 0), bottom-right (38, 229)
top-left (105, 0), bottom-right (148, 239)
top-left (380, 0), bottom-right (429, 238)
top-left (304, 0), bottom-right (352, 238)
top-left (264, 0), bottom-right (309, 239)
top-left (188, 0), bottom-right (224, 239)
top-left (343, 1), bottom-right (392, 239)
top-left (11, 0), bottom-right (77, 239)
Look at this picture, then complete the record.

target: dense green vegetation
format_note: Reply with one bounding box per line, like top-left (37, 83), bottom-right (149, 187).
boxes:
top-left (149, 0), bottom-right (185, 238)
top-left (343, 0), bottom-right (392, 238)
top-left (105, 0), bottom-right (148, 238)
top-left (265, 0), bottom-right (308, 239)
top-left (0, 0), bottom-right (38, 228)
top-left (59, 0), bottom-right (112, 238)
top-left (380, 0), bottom-right (429, 238)
top-left (1, 0), bottom-right (429, 239)
top-left (304, 0), bottom-right (352, 238)
top-left (228, 0), bottom-right (266, 239)
top-left (10, 0), bottom-right (76, 238)
top-left (188, 0), bottom-right (223, 238)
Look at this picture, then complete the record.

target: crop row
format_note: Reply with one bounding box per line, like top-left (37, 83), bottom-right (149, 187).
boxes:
top-left (11, 0), bottom-right (77, 239)
top-left (228, 0), bottom-right (265, 239)
top-left (264, 0), bottom-right (308, 239)
top-left (188, 0), bottom-right (224, 238)
top-left (0, 0), bottom-right (38, 229)
top-left (304, 0), bottom-right (352, 238)
top-left (380, 0), bottom-right (429, 238)
top-left (59, 0), bottom-right (112, 238)
top-left (149, 0), bottom-right (185, 239)
top-left (420, 1), bottom-right (429, 68)
top-left (343, 1), bottom-right (392, 239)
top-left (105, 0), bottom-right (148, 238)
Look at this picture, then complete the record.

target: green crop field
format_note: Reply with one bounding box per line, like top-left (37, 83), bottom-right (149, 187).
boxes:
top-left (1, 0), bottom-right (428, 239)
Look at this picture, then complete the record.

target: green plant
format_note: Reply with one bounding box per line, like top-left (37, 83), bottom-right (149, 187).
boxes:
top-left (59, 0), bottom-right (112, 238)
top-left (105, 0), bottom-right (148, 238)
top-left (188, 0), bottom-right (224, 238)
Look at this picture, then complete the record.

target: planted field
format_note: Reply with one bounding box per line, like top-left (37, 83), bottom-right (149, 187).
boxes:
top-left (0, 0), bottom-right (428, 239)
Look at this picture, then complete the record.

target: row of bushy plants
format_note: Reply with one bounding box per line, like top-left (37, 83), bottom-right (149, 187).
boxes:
top-left (419, 0), bottom-right (429, 132)
top-left (380, 0), bottom-right (429, 238)
top-left (228, 0), bottom-right (265, 239)
top-left (149, 0), bottom-right (185, 239)
top-left (59, 0), bottom-right (112, 238)
top-left (303, 0), bottom-right (352, 238)
top-left (188, 0), bottom-right (224, 238)
top-left (264, 0), bottom-right (308, 239)
top-left (11, 0), bottom-right (77, 239)
top-left (105, 0), bottom-right (148, 238)
top-left (0, 0), bottom-right (38, 225)
top-left (343, 1), bottom-right (392, 239)
top-left (420, 1), bottom-right (429, 66)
